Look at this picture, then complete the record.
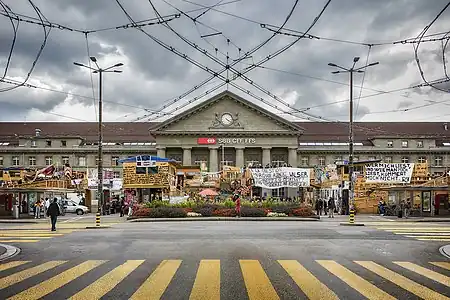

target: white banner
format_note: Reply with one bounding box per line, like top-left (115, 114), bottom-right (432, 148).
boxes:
top-left (365, 163), bottom-right (414, 183)
top-left (250, 167), bottom-right (310, 189)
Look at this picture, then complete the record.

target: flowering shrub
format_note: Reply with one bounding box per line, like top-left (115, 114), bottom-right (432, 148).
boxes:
top-left (133, 207), bottom-right (152, 217)
top-left (267, 212), bottom-right (288, 217)
top-left (291, 206), bottom-right (314, 217)
top-left (212, 209), bottom-right (236, 217)
top-left (240, 207), bottom-right (266, 217)
top-left (148, 207), bottom-right (187, 218)
top-left (187, 212), bottom-right (202, 217)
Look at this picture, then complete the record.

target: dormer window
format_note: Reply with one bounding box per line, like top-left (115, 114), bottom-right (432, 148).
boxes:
top-left (46, 140), bottom-right (52, 147)
top-left (387, 141), bottom-right (393, 148)
top-left (61, 140), bottom-right (67, 147)
top-left (402, 141), bottom-right (408, 148)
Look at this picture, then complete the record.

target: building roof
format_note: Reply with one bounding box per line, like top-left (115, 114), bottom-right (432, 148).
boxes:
top-left (0, 122), bottom-right (449, 143)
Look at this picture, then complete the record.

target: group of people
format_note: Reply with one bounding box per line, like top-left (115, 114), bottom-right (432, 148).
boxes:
top-left (315, 197), bottom-right (336, 218)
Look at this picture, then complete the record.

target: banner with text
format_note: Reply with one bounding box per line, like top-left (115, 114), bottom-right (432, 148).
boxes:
top-left (365, 163), bottom-right (414, 183)
top-left (250, 167), bottom-right (310, 189)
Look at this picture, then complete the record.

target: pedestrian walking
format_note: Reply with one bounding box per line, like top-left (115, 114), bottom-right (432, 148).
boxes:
top-left (34, 199), bottom-right (42, 219)
top-left (328, 197), bottom-right (335, 218)
top-left (404, 198), bottom-right (411, 219)
top-left (120, 197), bottom-right (125, 217)
top-left (46, 198), bottom-right (60, 231)
top-left (44, 198), bottom-right (50, 218)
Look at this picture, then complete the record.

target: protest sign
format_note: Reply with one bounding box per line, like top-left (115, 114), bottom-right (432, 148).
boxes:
top-left (250, 167), bottom-right (310, 189)
top-left (365, 163), bottom-right (414, 183)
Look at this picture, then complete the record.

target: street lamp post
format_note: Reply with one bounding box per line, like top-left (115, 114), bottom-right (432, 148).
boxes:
top-left (328, 57), bottom-right (379, 224)
top-left (74, 57), bottom-right (123, 218)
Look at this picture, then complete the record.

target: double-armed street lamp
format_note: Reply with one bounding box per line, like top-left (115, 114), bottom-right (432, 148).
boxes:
top-left (74, 57), bottom-right (123, 216)
top-left (328, 57), bottom-right (379, 223)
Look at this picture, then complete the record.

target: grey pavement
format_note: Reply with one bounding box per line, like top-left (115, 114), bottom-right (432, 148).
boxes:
top-left (0, 220), bottom-right (449, 299)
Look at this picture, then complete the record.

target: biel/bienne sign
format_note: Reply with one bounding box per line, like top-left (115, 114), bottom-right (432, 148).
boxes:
top-left (250, 167), bottom-right (310, 189)
top-left (365, 163), bottom-right (414, 183)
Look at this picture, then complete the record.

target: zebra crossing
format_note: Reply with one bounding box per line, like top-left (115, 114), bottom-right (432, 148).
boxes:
top-left (0, 259), bottom-right (449, 299)
top-left (367, 223), bottom-right (450, 241)
top-left (0, 229), bottom-right (81, 243)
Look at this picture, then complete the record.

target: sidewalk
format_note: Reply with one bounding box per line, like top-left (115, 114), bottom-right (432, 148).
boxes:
top-left (318, 214), bottom-right (450, 223)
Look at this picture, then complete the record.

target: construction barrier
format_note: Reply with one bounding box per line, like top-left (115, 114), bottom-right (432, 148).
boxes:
top-left (95, 213), bottom-right (100, 227)
top-left (349, 209), bottom-right (355, 224)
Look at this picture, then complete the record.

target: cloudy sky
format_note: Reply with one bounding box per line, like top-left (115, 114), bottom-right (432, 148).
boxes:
top-left (0, 0), bottom-right (449, 123)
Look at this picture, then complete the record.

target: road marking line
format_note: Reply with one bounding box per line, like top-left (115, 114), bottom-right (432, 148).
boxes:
top-left (0, 233), bottom-right (64, 237)
top-left (70, 260), bottom-right (144, 300)
top-left (0, 260), bottom-right (66, 290)
top-left (0, 240), bottom-right (40, 243)
top-left (278, 260), bottom-right (338, 300)
top-left (0, 261), bottom-right (30, 272)
top-left (240, 260), bottom-right (279, 300)
top-left (317, 260), bottom-right (394, 300)
top-left (355, 261), bottom-right (450, 300)
top-left (190, 259), bottom-right (220, 300)
top-left (8, 260), bottom-right (106, 300)
top-left (394, 262), bottom-right (449, 287)
top-left (430, 262), bottom-right (450, 271)
top-left (409, 236), bottom-right (450, 239)
top-left (130, 260), bottom-right (181, 300)
top-left (393, 232), bottom-right (450, 235)
top-left (377, 228), bottom-right (450, 230)
top-left (417, 238), bottom-right (450, 241)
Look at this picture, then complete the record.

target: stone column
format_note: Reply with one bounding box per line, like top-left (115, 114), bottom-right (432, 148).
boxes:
top-left (235, 147), bottom-right (245, 168)
top-left (182, 147), bottom-right (192, 166)
top-left (156, 146), bottom-right (166, 158)
top-left (288, 147), bottom-right (299, 198)
top-left (209, 147), bottom-right (219, 172)
top-left (261, 147), bottom-right (271, 197)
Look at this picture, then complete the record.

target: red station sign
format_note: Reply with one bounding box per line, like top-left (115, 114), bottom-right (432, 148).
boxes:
top-left (197, 137), bottom-right (217, 145)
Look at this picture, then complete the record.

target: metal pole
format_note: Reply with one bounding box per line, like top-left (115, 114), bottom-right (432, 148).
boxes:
top-left (97, 70), bottom-right (103, 216)
top-left (349, 70), bottom-right (355, 223)
top-left (222, 144), bottom-right (225, 170)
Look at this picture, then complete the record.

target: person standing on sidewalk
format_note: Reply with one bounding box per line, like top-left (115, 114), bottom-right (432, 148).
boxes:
top-left (44, 198), bottom-right (50, 218)
top-left (328, 197), bottom-right (335, 218)
top-left (34, 199), bottom-right (42, 219)
top-left (46, 198), bottom-right (60, 231)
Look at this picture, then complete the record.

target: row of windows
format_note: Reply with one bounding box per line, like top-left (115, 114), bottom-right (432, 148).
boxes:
top-left (0, 156), bottom-right (122, 167)
top-left (299, 156), bottom-right (445, 166)
top-left (387, 140), bottom-right (423, 148)
top-left (24, 141), bottom-right (157, 147)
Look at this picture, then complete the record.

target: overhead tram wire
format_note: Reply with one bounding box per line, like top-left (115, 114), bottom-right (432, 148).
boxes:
top-left (442, 30), bottom-right (450, 80)
top-left (355, 45), bottom-right (372, 116)
top-left (0, 0), bottom-right (19, 81)
top-left (0, 0), bottom-right (51, 92)
top-left (129, 0), bottom-right (331, 122)
top-left (413, 1), bottom-right (450, 93)
top-left (84, 33), bottom-right (97, 121)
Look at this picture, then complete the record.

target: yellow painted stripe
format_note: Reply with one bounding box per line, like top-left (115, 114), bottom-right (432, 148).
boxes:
top-left (377, 227), bottom-right (450, 230)
top-left (394, 262), bottom-right (450, 287)
top-left (417, 239), bottom-right (450, 241)
top-left (355, 261), bottom-right (450, 300)
top-left (393, 233), bottom-right (450, 236)
top-left (8, 260), bottom-right (105, 300)
top-left (130, 260), bottom-right (181, 300)
top-left (317, 260), bottom-right (394, 300)
top-left (0, 233), bottom-right (63, 237)
top-left (278, 260), bottom-right (338, 300)
top-left (0, 260), bottom-right (66, 289)
top-left (240, 260), bottom-right (279, 300)
top-left (70, 260), bottom-right (144, 300)
top-left (382, 229), bottom-right (450, 232)
top-left (430, 262), bottom-right (450, 271)
top-left (0, 261), bottom-right (30, 272)
top-left (190, 260), bottom-right (220, 300)
top-left (406, 236), bottom-right (450, 238)
top-left (0, 240), bottom-right (40, 243)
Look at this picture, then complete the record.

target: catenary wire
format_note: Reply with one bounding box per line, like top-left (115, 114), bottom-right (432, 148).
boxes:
top-left (0, 0), bottom-right (19, 80)
top-left (84, 33), bottom-right (97, 121)
top-left (354, 45), bottom-right (371, 116)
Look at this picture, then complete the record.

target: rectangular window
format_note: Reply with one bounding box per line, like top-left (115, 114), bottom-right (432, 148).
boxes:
top-left (402, 141), bottom-right (408, 148)
top-left (29, 156), bottom-right (36, 166)
top-left (353, 156), bottom-right (359, 162)
top-left (62, 156), bottom-right (70, 165)
top-left (384, 156), bottom-right (392, 163)
top-left (301, 157), bottom-right (309, 166)
top-left (401, 157), bottom-right (409, 163)
top-left (417, 141), bottom-right (423, 148)
top-left (46, 140), bottom-right (52, 147)
top-left (45, 156), bottom-right (53, 166)
top-left (387, 141), bottom-right (393, 148)
top-left (113, 171), bottom-right (121, 178)
top-left (61, 140), bottom-right (67, 147)
top-left (318, 156), bottom-right (326, 166)
top-left (111, 156), bottom-right (119, 166)
top-left (334, 156), bottom-right (342, 162)
top-left (418, 156), bottom-right (427, 163)
top-left (0, 156), bottom-right (3, 166)
top-left (78, 156), bottom-right (86, 167)
top-left (434, 156), bottom-right (443, 167)
top-left (12, 156), bottom-right (20, 166)
top-left (369, 156), bottom-right (376, 161)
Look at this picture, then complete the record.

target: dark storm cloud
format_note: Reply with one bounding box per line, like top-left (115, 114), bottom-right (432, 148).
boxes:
top-left (0, 0), bottom-right (450, 121)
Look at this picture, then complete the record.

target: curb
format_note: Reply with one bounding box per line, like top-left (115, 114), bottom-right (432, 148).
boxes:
top-left (339, 222), bottom-right (365, 226)
top-left (0, 220), bottom-right (41, 224)
top-left (0, 243), bottom-right (21, 262)
top-left (85, 226), bottom-right (111, 229)
top-left (129, 217), bottom-right (320, 222)
top-left (439, 245), bottom-right (450, 259)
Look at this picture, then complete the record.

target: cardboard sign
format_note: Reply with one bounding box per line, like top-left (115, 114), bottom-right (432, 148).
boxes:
top-left (365, 163), bottom-right (414, 183)
top-left (250, 167), bottom-right (310, 189)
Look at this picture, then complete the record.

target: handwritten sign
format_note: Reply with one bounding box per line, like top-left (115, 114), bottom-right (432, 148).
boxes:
top-left (365, 163), bottom-right (414, 183)
top-left (250, 167), bottom-right (310, 189)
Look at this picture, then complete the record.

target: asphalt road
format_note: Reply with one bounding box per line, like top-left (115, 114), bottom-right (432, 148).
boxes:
top-left (0, 220), bottom-right (449, 299)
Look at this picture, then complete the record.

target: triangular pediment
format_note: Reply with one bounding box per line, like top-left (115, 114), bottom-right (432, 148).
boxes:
top-left (151, 91), bottom-right (303, 134)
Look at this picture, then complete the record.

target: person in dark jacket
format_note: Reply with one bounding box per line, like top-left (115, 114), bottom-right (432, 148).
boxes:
top-left (46, 198), bottom-right (60, 231)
